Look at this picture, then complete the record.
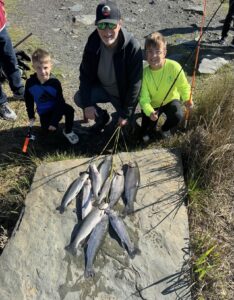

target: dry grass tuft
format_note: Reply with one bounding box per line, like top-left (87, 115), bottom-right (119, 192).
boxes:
top-left (181, 69), bottom-right (234, 299)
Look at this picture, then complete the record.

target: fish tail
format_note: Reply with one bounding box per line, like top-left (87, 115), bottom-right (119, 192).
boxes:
top-left (123, 204), bottom-right (134, 216)
top-left (129, 247), bottom-right (141, 259)
top-left (84, 267), bottom-right (95, 278)
top-left (65, 244), bottom-right (77, 256)
top-left (56, 205), bottom-right (65, 214)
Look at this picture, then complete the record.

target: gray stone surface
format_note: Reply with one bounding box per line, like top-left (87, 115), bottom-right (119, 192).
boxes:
top-left (73, 15), bottom-right (96, 26)
top-left (183, 5), bottom-right (204, 15)
top-left (0, 149), bottom-right (190, 300)
top-left (198, 57), bottom-right (229, 74)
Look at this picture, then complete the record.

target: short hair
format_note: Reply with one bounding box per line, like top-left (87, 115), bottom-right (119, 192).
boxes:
top-left (144, 32), bottom-right (166, 50)
top-left (32, 48), bottom-right (51, 63)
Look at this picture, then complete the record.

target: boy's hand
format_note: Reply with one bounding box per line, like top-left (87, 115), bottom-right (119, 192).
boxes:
top-left (118, 117), bottom-right (128, 127)
top-left (84, 106), bottom-right (98, 120)
top-left (48, 125), bottom-right (57, 131)
top-left (150, 111), bottom-right (158, 122)
top-left (184, 100), bottom-right (194, 110)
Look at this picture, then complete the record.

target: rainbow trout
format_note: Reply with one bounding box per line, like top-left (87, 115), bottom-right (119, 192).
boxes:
top-left (109, 210), bottom-right (139, 259)
top-left (65, 203), bottom-right (108, 256)
top-left (123, 161), bottom-right (140, 215)
top-left (59, 172), bottom-right (89, 213)
top-left (85, 214), bottom-right (109, 278)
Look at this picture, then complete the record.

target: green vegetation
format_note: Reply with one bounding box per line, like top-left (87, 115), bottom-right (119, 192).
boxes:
top-left (181, 68), bottom-right (234, 299)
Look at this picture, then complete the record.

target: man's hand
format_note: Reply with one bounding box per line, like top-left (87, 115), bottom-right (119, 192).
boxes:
top-left (84, 106), bottom-right (98, 120)
top-left (118, 117), bottom-right (128, 127)
top-left (150, 110), bottom-right (158, 122)
top-left (48, 125), bottom-right (57, 131)
top-left (184, 100), bottom-right (194, 110)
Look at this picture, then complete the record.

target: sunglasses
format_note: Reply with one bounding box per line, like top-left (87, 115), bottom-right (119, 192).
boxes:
top-left (97, 22), bottom-right (117, 30)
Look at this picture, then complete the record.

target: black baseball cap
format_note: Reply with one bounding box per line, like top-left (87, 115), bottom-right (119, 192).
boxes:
top-left (95, 0), bottom-right (121, 25)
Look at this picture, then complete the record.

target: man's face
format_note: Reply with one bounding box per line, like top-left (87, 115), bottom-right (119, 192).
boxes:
top-left (146, 45), bottom-right (166, 69)
top-left (97, 21), bottom-right (122, 47)
top-left (33, 59), bottom-right (52, 83)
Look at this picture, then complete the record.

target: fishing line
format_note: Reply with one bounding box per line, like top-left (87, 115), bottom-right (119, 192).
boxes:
top-left (111, 125), bottom-right (121, 156)
top-left (98, 125), bottom-right (120, 157)
top-left (120, 128), bottom-right (131, 162)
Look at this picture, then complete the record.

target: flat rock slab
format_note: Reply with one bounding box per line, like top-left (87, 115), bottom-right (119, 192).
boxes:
top-left (0, 149), bottom-right (190, 300)
top-left (198, 57), bottom-right (229, 74)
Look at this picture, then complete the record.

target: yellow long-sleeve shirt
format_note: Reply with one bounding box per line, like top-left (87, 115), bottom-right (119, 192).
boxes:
top-left (139, 59), bottom-right (191, 116)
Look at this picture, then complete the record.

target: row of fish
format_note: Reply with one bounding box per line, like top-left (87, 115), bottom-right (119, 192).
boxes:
top-left (58, 155), bottom-right (140, 216)
top-left (58, 155), bottom-right (141, 278)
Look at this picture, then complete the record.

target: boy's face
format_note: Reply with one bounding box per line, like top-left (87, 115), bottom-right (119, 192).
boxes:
top-left (146, 44), bottom-right (166, 70)
top-left (33, 59), bottom-right (52, 83)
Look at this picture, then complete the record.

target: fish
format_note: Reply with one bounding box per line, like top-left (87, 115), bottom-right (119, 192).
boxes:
top-left (89, 163), bottom-right (102, 200)
top-left (81, 179), bottom-right (93, 219)
top-left (84, 214), bottom-right (109, 278)
top-left (65, 203), bottom-right (108, 256)
top-left (58, 172), bottom-right (89, 213)
top-left (123, 161), bottom-right (140, 215)
top-left (98, 155), bottom-right (113, 188)
top-left (97, 176), bottom-right (112, 204)
top-left (109, 170), bottom-right (124, 208)
top-left (108, 210), bottom-right (140, 259)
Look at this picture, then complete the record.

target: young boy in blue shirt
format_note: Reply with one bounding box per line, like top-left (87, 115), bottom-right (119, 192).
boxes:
top-left (24, 48), bottom-right (79, 144)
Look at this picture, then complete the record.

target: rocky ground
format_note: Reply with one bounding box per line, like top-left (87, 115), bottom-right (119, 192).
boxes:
top-left (9, 0), bottom-right (233, 103)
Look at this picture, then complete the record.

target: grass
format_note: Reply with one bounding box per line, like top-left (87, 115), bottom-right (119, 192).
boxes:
top-left (181, 67), bottom-right (234, 299)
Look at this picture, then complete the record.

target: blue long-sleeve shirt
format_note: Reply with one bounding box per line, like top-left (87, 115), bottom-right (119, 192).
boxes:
top-left (25, 73), bottom-right (66, 126)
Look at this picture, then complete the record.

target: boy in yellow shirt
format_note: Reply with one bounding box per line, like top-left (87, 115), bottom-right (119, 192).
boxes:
top-left (139, 32), bottom-right (193, 140)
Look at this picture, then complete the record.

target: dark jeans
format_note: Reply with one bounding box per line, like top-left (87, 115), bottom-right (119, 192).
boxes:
top-left (0, 27), bottom-right (23, 104)
top-left (221, 0), bottom-right (234, 40)
top-left (74, 84), bottom-right (122, 122)
top-left (39, 103), bottom-right (74, 133)
top-left (141, 100), bottom-right (184, 135)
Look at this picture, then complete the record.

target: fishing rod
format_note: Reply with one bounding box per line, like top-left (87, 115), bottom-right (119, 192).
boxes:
top-left (184, 0), bottom-right (207, 129)
top-left (13, 32), bottom-right (32, 49)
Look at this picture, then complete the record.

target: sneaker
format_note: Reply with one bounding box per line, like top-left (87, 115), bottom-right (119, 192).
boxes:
top-left (142, 134), bottom-right (150, 143)
top-left (160, 129), bottom-right (171, 139)
top-left (91, 110), bottom-right (110, 133)
top-left (13, 87), bottom-right (25, 100)
top-left (0, 102), bottom-right (17, 121)
top-left (219, 38), bottom-right (226, 45)
top-left (63, 130), bottom-right (79, 144)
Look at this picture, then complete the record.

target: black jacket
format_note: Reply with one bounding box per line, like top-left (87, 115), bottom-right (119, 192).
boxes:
top-left (79, 28), bottom-right (143, 119)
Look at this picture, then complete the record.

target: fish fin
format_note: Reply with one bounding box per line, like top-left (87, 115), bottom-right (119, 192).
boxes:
top-left (84, 267), bottom-right (95, 278)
